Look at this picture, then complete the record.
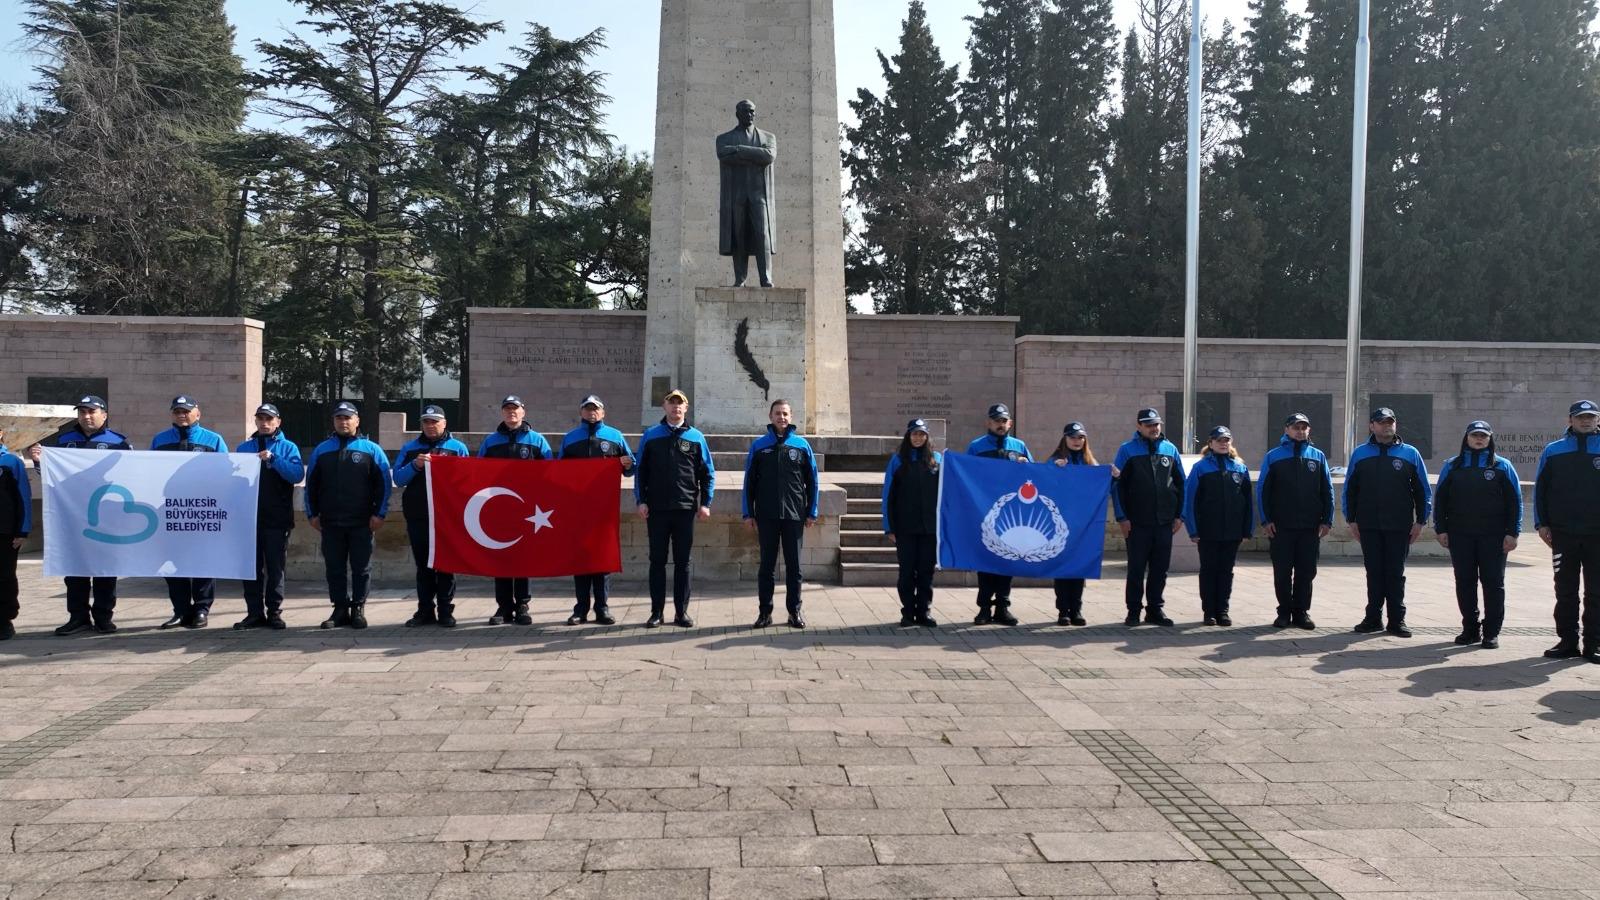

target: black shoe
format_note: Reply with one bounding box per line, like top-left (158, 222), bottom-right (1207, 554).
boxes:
top-left (1353, 619), bottom-right (1384, 634)
top-left (0, 621), bottom-right (13, 640)
top-left (159, 614), bottom-right (185, 629)
top-left (993, 608), bottom-right (1018, 626)
top-left (405, 613), bottom-right (436, 628)
top-left (565, 614), bottom-right (585, 626)
top-left (1070, 615), bottom-right (1086, 626)
top-left (1203, 617), bottom-right (1217, 626)
top-left (1294, 615), bottom-right (1316, 630)
top-left (348, 607), bottom-right (367, 630)
top-left (1057, 615), bottom-right (1072, 626)
top-left (1273, 614), bottom-right (1291, 628)
top-left (1386, 622), bottom-right (1412, 638)
top-left (974, 609), bottom-right (994, 625)
top-left (1545, 642), bottom-right (1581, 659)
top-left (1216, 615), bottom-right (1232, 627)
top-left (487, 609), bottom-right (510, 626)
top-left (92, 619), bottom-right (117, 634)
top-left (184, 611), bottom-right (208, 629)
top-left (438, 613), bottom-right (456, 628)
top-left (785, 614), bottom-right (804, 629)
top-left (1454, 629), bottom-right (1482, 646)
top-left (594, 611), bottom-right (615, 626)
top-left (1585, 646), bottom-right (1600, 665)
top-left (234, 615), bottom-right (267, 630)
top-left (514, 604), bottom-right (533, 626)
top-left (1124, 612), bottom-right (1141, 627)
top-left (1480, 636), bottom-right (1499, 649)
top-left (673, 615), bottom-right (695, 628)
top-left (917, 614), bottom-right (938, 628)
top-left (645, 614), bottom-right (663, 628)
top-left (267, 612), bottom-right (286, 630)
top-left (753, 611), bottom-right (773, 628)
top-left (899, 615), bottom-right (916, 627)
top-left (1145, 612), bottom-right (1174, 627)
top-left (321, 608), bottom-right (350, 629)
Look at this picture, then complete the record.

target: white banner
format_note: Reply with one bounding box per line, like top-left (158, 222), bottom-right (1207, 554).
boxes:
top-left (42, 448), bottom-right (261, 579)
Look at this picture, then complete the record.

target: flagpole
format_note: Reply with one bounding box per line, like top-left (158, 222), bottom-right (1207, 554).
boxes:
top-left (1181, 0), bottom-right (1202, 453)
top-left (1343, 0), bottom-right (1372, 465)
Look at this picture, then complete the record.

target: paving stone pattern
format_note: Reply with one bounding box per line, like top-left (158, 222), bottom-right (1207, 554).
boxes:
top-left (0, 555), bottom-right (1597, 898)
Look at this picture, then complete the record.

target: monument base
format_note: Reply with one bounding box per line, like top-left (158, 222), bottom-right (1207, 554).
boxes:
top-left (691, 286), bottom-right (808, 432)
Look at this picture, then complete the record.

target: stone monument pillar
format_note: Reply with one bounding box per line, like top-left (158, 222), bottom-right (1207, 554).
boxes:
top-left (641, 0), bottom-right (852, 435)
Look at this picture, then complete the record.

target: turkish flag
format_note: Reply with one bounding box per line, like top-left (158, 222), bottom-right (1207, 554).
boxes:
top-left (427, 456), bottom-right (623, 578)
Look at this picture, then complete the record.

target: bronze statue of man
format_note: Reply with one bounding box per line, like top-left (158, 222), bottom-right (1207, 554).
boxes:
top-left (716, 99), bottom-right (776, 287)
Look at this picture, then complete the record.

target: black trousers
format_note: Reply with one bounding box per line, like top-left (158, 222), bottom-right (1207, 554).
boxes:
top-left (242, 527), bottom-right (289, 618)
top-left (64, 576), bottom-right (117, 621)
top-left (1269, 528), bottom-right (1320, 616)
top-left (1448, 533), bottom-right (1506, 637)
top-left (406, 518), bottom-right (455, 616)
top-left (1053, 579), bottom-right (1084, 616)
top-left (976, 573), bottom-right (1014, 610)
top-left (648, 509), bottom-right (696, 613)
top-left (0, 537), bottom-right (17, 621)
top-left (895, 532), bottom-right (936, 618)
top-left (1197, 539), bottom-right (1241, 619)
top-left (321, 524), bottom-right (374, 608)
top-left (493, 578), bottom-right (530, 611)
top-left (1125, 523), bottom-right (1174, 612)
top-left (164, 578), bottom-right (214, 617)
top-left (1551, 530), bottom-right (1600, 646)
top-left (757, 518), bottom-right (804, 613)
top-left (1358, 528), bottom-right (1411, 623)
top-left (572, 574), bottom-right (612, 618)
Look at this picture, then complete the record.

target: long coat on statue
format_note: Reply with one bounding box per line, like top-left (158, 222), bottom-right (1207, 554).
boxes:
top-left (715, 125), bottom-right (778, 258)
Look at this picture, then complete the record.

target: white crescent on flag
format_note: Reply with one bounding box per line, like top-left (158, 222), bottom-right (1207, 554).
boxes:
top-left (464, 486), bottom-right (524, 550)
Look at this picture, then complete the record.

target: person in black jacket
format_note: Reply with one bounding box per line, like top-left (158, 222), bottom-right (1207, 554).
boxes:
top-left (150, 395), bottom-right (229, 629)
top-left (304, 402), bottom-right (391, 630)
top-left (1533, 400), bottom-right (1600, 661)
top-left (1256, 413), bottom-right (1334, 629)
top-left (882, 419), bottom-right (941, 628)
top-left (966, 404), bottom-right (1033, 625)
top-left (235, 404), bottom-right (305, 630)
top-left (634, 389), bottom-right (715, 628)
top-left (394, 406), bottom-right (469, 629)
top-left (1182, 427), bottom-right (1253, 626)
top-left (743, 399), bottom-right (820, 629)
top-left (1342, 408), bottom-right (1431, 638)
top-left (476, 396), bottom-right (554, 625)
top-left (1111, 408), bottom-right (1186, 627)
top-left (1433, 420), bottom-right (1521, 650)
top-left (1047, 422), bottom-right (1103, 626)
top-left (0, 426), bottom-right (31, 640)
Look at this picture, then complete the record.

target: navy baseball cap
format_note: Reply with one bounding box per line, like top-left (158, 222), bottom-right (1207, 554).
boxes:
top-left (1209, 425), bottom-right (1233, 440)
top-left (1570, 400), bottom-right (1599, 417)
top-left (1465, 420), bottom-right (1492, 435)
top-left (906, 418), bottom-right (929, 435)
top-left (74, 395), bottom-right (106, 411)
top-left (254, 403), bottom-right (281, 419)
top-left (1062, 421), bottom-right (1087, 437)
top-left (1136, 407), bottom-right (1162, 425)
top-left (1285, 412), bottom-right (1311, 426)
top-left (580, 395), bottom-right (604, 409)
top-left (1370, 407), bottom-right (1397, 422)
top-left (420, 405), bottom-right (446, 422)
top-left (332, 401), bottom-right (359, 417)
top-left (170, 395), bottom-right (197, 411)
top-left (987, 403), bottom-right (1011, 420)
top-left (500, 395), bottom-right (524, 409)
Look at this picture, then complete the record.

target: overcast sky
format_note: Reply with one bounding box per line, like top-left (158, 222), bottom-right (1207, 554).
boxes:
top-left (0, 0), bottom-right (1299, 156)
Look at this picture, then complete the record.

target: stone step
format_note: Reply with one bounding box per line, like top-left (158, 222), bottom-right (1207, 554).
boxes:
top-left (838, 563), bottom-right (977, 588)
top-left (845, 497), bottom-right (879, 514)
top-left (840, 546), bottom-right (897, 565)
top-left (839, 513), bottom-right (884, 532)
top-left (839, 480), bottom-right (883, 500)
top-left (841, 530), bottom-right (890, 547)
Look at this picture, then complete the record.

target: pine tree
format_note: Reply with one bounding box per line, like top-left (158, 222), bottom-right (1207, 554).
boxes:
top-left (843, 0), bottom-right (972, 314)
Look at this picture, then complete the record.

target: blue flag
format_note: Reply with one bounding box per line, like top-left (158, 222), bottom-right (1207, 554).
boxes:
top-left (937, 453), bottom-right (1112, 579)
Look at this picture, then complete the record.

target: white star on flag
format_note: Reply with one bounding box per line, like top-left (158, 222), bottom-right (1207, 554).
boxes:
top-left (526, 505), bottom-right (554, 533)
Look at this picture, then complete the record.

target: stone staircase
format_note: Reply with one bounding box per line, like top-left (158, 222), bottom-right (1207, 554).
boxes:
top-left (835, 475), bottom-right (982, 587)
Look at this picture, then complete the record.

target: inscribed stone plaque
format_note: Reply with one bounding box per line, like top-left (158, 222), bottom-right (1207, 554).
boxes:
top-left (1370, 392), bottom-right (1434, 458)
top-left (28, 376), bottom-right (108, 406)
top-left (1164, 391), bottom-right (1232, 453)
top-left (1265, 393), bottom-right (1334, 456)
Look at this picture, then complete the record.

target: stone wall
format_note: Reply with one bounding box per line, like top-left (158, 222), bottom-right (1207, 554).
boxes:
top-left (467, 309), bottom-right (646, 434)
top-left (1015, 336), bottom-right (1597, 470)
top-left (846, 315), bottom-right (1019, 438)
top-left (0, 315), bottom-right (263, 448)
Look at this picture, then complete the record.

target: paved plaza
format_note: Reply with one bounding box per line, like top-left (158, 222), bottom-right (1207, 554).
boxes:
top-left (0, 553), bottom-right (1596, 899)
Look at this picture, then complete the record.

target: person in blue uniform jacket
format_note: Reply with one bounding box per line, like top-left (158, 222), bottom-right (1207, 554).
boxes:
top-left (31, 395), bottom-right (131, 635)
top-left (0, 425), bottom-right (32, 640)
top-left (1342, 407), bottom-right (1431, 638)
top-left (1257, 413), bottom-right (1334, 630)
top-left (967, 403), bottom-right (1032, 625)
top-left (1112, 407), bottom-right (1186, 627)
top-left (1433, 419), bottom-right (1521, 650)
top-left (634, 388), bottom-right (714, 628)
top-left (477, 395), bottom-right (552, 626)
top-left (1047, 422), bottom-right (1108, 627)
top-left (1534, 399), bottom-right (1600, 662)
top-left (305, 401), bottom-right (390, 630)
top-left (394, 405), bottom-right (469, 629)
top-left (1183, 426), bottom-right (1253, 626)
top-left (883, 418), bottom-right (941, 628)
top-left (743, 399), bottom-right (819, 629)
top-left (558, 395), bottom-right (634, 627)
top-left (150, 394), bottom-right (229, 629)
top-left (235, 403), bottom-right (303, 630)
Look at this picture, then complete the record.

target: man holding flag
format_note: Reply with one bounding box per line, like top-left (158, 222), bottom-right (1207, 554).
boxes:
top-left (558, 395), bottom-right (633, 627)
top-left (966, 403), bottom-right (1032, 625)
top-left (150, 395), bottom-right (229, 629)
top-left (395, 406), bottom-right (469, 628)
top-left (236, 403), bottom-right (303, 630)
top-left (1112, 408), bottom-right (1186, 627)
top-left (477, 396), bottom-right (552, 626)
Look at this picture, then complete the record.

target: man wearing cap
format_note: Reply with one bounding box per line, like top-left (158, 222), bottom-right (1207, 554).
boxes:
top-left (305, 402), bottom-right (391, 630)
top-left (30, 395), bottom-right (132, 635)
top-left (150, 395), bottom-right (229, 628)
top-left (966, 403), bottom-right (1033, 625)
top-left (1534, 400), bottom-right (1600, 662)
top-left (1112, 408), bottom-right (1186, 626)
top-left (1343, 407), bottom-right (1431, 638)
top-left (395, 406), bottom-right (469, 628)
top-left (743, 399), bottom-right (820, 629)
top-left (0, 425), bottom-right (32, 640)
top-left (1257, 413), bottom-right (1334, 629)
top-left (557, 395), bottom-right (634, 626)
top-left (478, 395), bottom-right (553, 626)
top-left (634, 389), bottom-right (714, 628)
top-left (1433, 420), bottom-right (1521, 650)
top-left (236, 404), bottom-right (304, 630)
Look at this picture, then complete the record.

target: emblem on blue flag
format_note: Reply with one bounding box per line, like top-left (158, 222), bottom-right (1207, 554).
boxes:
top-left (938, 453), bottom-right (1112, 580)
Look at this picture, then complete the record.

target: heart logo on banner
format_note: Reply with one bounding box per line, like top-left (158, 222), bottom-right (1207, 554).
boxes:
top-left (82, 483), bottom-right (159, 545)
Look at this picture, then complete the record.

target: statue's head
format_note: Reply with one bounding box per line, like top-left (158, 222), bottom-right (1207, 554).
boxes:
top-left (735, 99), bottom-right (756, 127)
